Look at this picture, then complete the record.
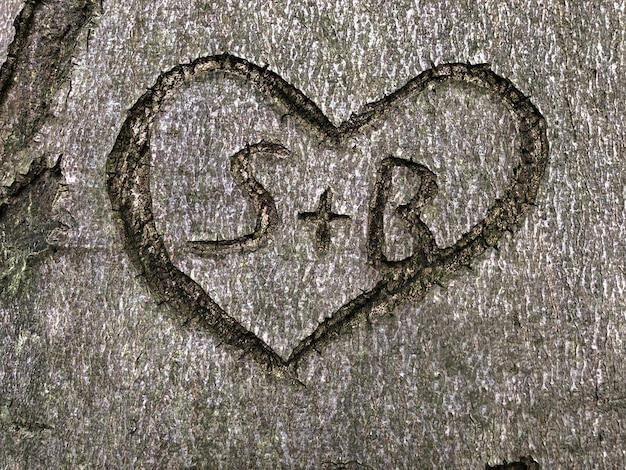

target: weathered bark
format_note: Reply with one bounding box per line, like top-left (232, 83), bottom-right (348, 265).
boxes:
top-left (1, 0), bottom-right (98, 294)
top-left (1, 0), bottom-right (625, 468)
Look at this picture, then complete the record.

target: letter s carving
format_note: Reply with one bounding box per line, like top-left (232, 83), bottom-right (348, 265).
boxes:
top-left (187, 140), bottom-right (289, 255)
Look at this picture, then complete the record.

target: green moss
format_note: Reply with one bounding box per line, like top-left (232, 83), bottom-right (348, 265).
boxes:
top-left (0, 238), bottom-right (34, 298)
top-left (2, 134), bottom-right (19, 157)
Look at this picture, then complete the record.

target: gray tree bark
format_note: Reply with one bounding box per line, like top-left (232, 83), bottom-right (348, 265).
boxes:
top-left (1, 0), bottom-right (624, 468)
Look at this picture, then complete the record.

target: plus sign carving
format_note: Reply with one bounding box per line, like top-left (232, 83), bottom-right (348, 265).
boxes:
top-left (298, 188), bottom-right (351, 253)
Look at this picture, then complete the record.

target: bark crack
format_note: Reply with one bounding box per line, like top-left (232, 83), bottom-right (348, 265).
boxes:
top-left (0, 0), bottom-right (98, 296)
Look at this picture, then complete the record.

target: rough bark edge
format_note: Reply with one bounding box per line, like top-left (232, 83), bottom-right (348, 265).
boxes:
top-left (0, 0), bottom-right (99, 294)
top-left (0, 158), bottom-right (62, 297)
top-left (106, 54), bottom-right (549, 381)
top-left (1, 0), bottom-right (99, 197)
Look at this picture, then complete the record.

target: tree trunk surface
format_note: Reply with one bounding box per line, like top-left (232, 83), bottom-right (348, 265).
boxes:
top-left (1, 0), bottom-right (624, 468)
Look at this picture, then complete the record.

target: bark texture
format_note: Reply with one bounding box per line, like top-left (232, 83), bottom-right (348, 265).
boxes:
top-left (1, 0), bottom-right (625, 468)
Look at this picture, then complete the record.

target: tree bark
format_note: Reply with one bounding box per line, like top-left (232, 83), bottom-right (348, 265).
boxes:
top-left (1, 0), bottom-right (624, 468)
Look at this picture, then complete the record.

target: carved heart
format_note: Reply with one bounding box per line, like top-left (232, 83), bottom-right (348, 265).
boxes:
top-left (106, 54), bottom-right (548, 377)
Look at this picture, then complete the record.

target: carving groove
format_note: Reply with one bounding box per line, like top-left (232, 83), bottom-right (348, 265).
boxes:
top-left (368, 156), bottom-right (439, 270)
top-left (485, 456), bottom-right (540, 470)
top-left (298, 187), bottom-right (350, 253)
top-left (187, 140), bottom-right (289, 255)
top-left (106, 54), bottom-right (548, 380)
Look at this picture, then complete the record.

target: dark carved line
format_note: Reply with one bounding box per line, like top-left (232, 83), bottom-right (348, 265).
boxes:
top-left (298, 188), bottom-right (351, 253)
top-left (485, 456), bottom-right (540, 470)
top-left (107, 95), bottom-right (289, 374)
top-left (187, 140), bottom-right (289, 255)
top-left (106, 54), bottom-right (549, 380)
top-left (289, 63), bottom-right (548, 367)
top-left (11, 419), bottom-right (53, 433)
top-left (367, 157), bottom-right (439, 271)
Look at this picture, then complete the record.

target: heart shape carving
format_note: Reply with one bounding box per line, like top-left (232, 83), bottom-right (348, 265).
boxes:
top-left (106, 54), bottom-right (548, 378)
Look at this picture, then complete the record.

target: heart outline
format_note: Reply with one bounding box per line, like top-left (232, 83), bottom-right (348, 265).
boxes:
top-left (106, 54), bottom-right (548, 379)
